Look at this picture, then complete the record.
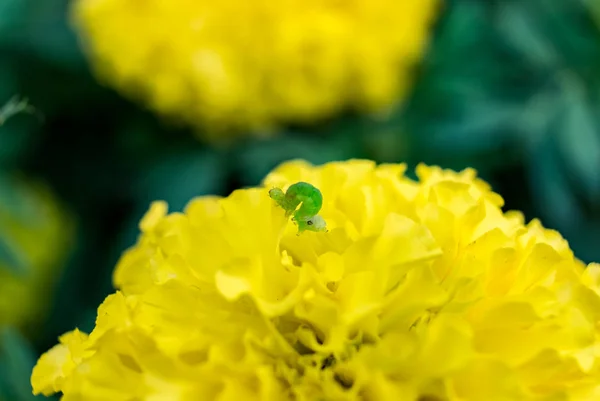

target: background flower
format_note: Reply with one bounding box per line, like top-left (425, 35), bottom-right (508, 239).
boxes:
top-left (32, 160), bottom-right (600, 400)
top-left (0, 174), bottom-right (73, 333)
top-left (71, 0), bottom-right (439, 138)
top-left (0, 174), bottom-right (74, 401)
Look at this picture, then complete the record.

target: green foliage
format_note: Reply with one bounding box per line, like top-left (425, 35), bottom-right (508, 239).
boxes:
top-left (0, 175), bottom-right (30, 276)
top-left (0, 327), bottom-right (50, 400)
top-left (1, 0), bottom-right (600, 396)
top-left (402, 0), bottom-right (600, 261)
top-left (0, 171), bottom-right (60, 276)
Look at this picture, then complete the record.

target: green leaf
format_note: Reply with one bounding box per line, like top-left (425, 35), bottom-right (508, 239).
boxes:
top-left (0, 173), bottom-right (48, 275)
top-left (0, 0), bottom-right (26, 40)
top-left (133, 148), bottom-right (228, 212)
top-left (0, 234), bottom-right (27, 276)
top-left (527, 133), bottom-right (584, 231)
top-left (233, 132), bottom-right (359, 186)
top-left (40, 226), bottom-right (93, 349)
top-left (494, 1), bottom-right (559, 69)
top-left (555, 76), bottom-right (600, 199)
top-left (0, 327), bottom-right (45, 401)
top-left (516, 89), bottom-right (562, 143)
top-left (361, 129), bottom-right (410, 164)
top-left (76, 308), bottom-right (97, 335)
top-left (0, 61), bottom-right (18, 101)
top-left (1, 0), bottom-right (85, 70)
top-left (0, 174), bottom-right (45, 227)
top-left (0, 119), bottom-right (39, 169)
top-left (0, 67), bottom-right (38, 167)
top-left (424, 101), bottom-right (522, 153)
top-left (584, 0), bottom-right (600, 28)
top-left (24, 0), bottom-right (86, 70)
top-left (426, 1), bottom-right (490, 66)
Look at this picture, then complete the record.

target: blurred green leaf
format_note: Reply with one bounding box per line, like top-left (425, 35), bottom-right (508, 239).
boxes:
top-left (561, 221), bottom-right (600, 263)
top-left (133, 148), bottom-right (228, 212)
top-left (495, 1), bottom-right (560, 69)
top-left (362, 129), bottom-right (410, 164)
top-left (555, 76), bottom-right (600, 199)
top-left (0, 234), bottom-right (27, 275)
top-left (1, 0), bottom-right (84, 70)
top-left (40, 224), bottom-right (93, 350)
top-left (0, 67), bottom-right (38, 166)
top-left (0, 327), bottom-right (45, 401)
top-left (427, 1), bottom-right (491, 65)
top-left (527, 134), bottom-right (584, 230)
top-left (0, 172), bottom-right (50, 275)
top-left (76, 308), bottom-right (97, 335)
top-left (0, 174), bottom-right (45, 226)
top-left (585, 0), bottom-right (600, 28)
top-left (0, 0), bottom-right (25, 39)
top-left (234, 132), bottom-right (360, 186)
top-left (516, 88), bottom-right (562, 143)
top-left (0, 119), bottom-right (39, 168)
top-left (425, 101), bottom-right (521, 153)
top-left (23, 0), bottom-right (86, 70)
top-left (0, 63), bottom-right (18, 101)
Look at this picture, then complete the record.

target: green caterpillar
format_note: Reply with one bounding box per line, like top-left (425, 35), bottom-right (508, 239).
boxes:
top-left (269, 181), bottom-right (328, 234)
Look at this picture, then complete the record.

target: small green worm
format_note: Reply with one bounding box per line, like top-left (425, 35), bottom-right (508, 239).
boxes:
top-left (269, 181), bottom-right (328, 234)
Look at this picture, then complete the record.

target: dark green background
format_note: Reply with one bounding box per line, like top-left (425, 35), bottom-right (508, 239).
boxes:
top-left (2, 0), bottom-right (600, 398)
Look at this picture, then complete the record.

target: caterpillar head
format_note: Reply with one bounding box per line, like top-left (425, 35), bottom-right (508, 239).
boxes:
top-left (296, 214), bottom-right (328, 234)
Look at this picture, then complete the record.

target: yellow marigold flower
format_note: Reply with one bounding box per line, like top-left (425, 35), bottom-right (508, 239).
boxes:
top-left (71, 0), bottom-right (439, 138)
top-left (32, 160), bottom-right (600, 400)
top-left (0, 176), bottom-right (73, 332)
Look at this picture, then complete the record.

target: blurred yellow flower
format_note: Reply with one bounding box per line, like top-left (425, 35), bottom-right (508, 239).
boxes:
top-left (71, 0), bottom-right (439, 139)
top-left (32, 160), bottom-right (600, 400)
top-left (0, 176), bottom-right (73, 332)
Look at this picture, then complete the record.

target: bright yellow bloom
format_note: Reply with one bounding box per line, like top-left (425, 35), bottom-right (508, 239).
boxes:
top-left (0, 176), bottom-right (73, 332)
top-left (32, 160), bottom-right (600, 400)
top-left (71, 0), bottom-right (439, 139)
